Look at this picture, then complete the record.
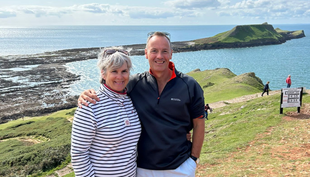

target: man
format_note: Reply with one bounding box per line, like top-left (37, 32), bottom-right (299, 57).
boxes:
top-left (286, 75), bottom-right (291, 88)
top-left (78, 32), bottom-right (205, 176)
top-left (261, 81), bottom-right (270, 96)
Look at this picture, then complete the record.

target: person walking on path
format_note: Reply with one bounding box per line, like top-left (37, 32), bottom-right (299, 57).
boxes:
top-left (286, 75), bottom-right (291, 88)
top-left (204, 104), bottom-right (213, 120)
top-left (261, 81), bottom-right (270, 96)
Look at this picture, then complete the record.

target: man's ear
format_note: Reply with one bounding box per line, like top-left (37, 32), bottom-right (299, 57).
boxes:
top-left (145, 48), bottom-right (148, 59)
top-left (169, 49), bottom-right (173, 60)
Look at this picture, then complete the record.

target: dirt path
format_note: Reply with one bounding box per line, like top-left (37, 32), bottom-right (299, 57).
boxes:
top-left (209, 90), bottom-right (282, 109)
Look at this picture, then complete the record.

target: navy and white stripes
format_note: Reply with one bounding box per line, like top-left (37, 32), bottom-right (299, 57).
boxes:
top-left (71, 84), bottom-right (141, 177)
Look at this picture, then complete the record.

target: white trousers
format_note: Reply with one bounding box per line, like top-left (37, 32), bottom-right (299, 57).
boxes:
top-left (137, 157), bottom-right (197, 177)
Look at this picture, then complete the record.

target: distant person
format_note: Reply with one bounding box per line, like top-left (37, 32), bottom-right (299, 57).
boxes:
top-left (286, 75), bottom-right (291, 88)
top-left (261, 81), bottom-right (270, 96)
top-left (204, 104), bottom-right (213, 120)
top-left (71, 47), bottom-right (141, 177)
top-left (77, 32), bottom-right (205, 176)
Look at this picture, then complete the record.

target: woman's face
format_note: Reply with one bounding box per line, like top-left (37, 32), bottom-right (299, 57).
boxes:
top-left (102, 62), bottom-right (129, 92)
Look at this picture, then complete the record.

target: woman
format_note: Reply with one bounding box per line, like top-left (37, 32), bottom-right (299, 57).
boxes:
top-left (71, 47), bottom-right (141, 177)
top-left (204, 104), bottom-right (212, 120)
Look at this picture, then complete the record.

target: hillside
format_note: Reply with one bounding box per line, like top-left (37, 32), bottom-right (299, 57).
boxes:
top-left (172, 23), bottom-right (305, 52)
top-left (188, 68), bottom-right (264, 103)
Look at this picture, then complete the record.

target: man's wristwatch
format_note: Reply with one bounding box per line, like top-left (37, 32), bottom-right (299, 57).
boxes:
top-left (190, 155), bottom-right (200, 164)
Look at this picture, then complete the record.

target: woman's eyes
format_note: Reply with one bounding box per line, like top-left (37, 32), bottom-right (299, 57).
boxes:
top-left (111, 70), bottom-right (128, 73)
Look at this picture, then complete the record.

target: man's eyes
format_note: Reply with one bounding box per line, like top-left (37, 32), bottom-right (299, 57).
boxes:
top-left (151, 50), bottom-right (168, 53)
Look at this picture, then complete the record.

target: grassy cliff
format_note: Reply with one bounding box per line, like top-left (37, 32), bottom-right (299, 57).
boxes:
top-left (194, 24), bottom-right (284, 44)
top-left (188, 68), bottom-right (264, 103)
top-left (172, 23), bottom-right (305, 52)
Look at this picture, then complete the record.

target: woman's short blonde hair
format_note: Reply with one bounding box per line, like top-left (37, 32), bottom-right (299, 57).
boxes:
top-left (97, 47), bottom-right (132, 84)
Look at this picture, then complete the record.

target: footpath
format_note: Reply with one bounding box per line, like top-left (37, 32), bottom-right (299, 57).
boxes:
top-left (209, 90), bottom-right (282, 109)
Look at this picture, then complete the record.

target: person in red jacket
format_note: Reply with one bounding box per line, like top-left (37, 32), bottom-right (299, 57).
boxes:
top-left (286, 75), bottom-right (291, 88)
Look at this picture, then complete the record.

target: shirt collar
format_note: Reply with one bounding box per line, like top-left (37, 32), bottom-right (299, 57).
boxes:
top-left (149, 61), bottom-right (176, 81)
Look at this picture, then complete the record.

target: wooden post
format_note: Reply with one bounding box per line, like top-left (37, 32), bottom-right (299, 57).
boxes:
top-left (297, 87), bottom-right (304, 113)
top-left (280, 89), bottom-right (283, 114)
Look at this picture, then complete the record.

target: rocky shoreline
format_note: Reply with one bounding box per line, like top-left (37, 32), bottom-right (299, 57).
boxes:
top-left (0, 24), bottom-right (305, 123)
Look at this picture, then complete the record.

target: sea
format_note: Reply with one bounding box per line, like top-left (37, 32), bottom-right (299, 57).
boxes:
top-left (1, 24), bottom-right (309, 95)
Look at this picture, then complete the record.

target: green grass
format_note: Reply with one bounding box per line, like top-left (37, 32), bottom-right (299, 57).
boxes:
top-left (197, 92), bottom-right (310, 176)
top-left (188, 68), bottom-right (263, 103)
top-left (63, 172), bottom-right (75, 177)
top-left (0, 108), bottom-right (76, 176)
top-left (200, 94), bottom-right (283, 163)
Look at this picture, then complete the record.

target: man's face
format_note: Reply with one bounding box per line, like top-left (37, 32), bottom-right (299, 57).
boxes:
top-left (145, 35), bottom-right (172, 73)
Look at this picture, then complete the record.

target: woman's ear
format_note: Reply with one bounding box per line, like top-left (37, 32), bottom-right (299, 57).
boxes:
top-left (101, 70), bottom-right (106, 80)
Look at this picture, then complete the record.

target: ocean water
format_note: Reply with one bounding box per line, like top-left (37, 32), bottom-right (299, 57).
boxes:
top-left (1, 24), bottom-right (309, 95)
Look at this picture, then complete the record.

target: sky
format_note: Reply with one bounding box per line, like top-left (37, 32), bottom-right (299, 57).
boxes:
top-left (0, 0), bottom-right (310, 27)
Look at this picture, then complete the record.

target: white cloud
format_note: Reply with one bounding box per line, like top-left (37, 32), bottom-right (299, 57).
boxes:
top-left (219, 0), bottom-right (310, 20)
top-left (19, 6), bottom-right (70, 17)
top-left (0, 10), bottom-right (16, 18)
top-left (165, 0), bottom-right (221, 9)
top-left (129, 10), bottom-right (174, 19)
top-left (75, 3), bottom-right (110, 13)
top-left (0, 0), bottom-right (309, 26)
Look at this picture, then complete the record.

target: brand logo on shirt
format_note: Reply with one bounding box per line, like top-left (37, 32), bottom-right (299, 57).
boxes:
top-left (171, 98), bottom-right (181, 101)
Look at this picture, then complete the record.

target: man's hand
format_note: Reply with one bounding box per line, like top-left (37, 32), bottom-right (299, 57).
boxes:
top-left (187, 132), bottom-right (192, 141)
top-left (77, 89), bottom-right (100, 108)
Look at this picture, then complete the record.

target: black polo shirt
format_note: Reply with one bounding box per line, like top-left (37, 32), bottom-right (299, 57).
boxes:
top-left (127, 62), bottom-right (205, 170)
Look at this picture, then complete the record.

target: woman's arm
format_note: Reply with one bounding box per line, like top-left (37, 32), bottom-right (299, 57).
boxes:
top-left (71, 106), bottom-right (96, 177)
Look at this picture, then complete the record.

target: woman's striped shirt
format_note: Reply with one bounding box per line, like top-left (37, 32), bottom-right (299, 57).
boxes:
top-left (71, 84), bottom-right (141, 177)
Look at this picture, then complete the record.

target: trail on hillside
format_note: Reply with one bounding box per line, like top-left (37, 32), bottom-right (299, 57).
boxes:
top-left (209, 90), bottom-right (282, 109)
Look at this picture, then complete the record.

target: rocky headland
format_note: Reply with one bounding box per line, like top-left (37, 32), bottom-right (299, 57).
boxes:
top-left (0, 23), bottom-right (306, 123)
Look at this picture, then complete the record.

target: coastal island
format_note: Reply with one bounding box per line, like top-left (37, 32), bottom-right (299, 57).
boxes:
top-left (0, 23), bottom-right (306, 123)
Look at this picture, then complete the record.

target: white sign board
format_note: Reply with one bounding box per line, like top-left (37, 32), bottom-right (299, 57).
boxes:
top-left (281, 88), bottom-right (302, 108)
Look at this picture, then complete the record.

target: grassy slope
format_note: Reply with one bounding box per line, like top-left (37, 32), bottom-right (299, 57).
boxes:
top-left (197, 93), bottom-right (310, 176)
top-left (1, 69), bottom-right (308, 176)
top-left (188, 68), bottom-right (263, 103)
top-left (0, 108), bottom-right (75, 177)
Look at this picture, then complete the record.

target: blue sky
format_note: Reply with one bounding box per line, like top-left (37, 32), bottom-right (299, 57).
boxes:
top-left (0, 0), bottom-right (310, 26)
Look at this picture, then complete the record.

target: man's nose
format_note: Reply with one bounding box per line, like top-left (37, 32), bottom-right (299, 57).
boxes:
top-left (156, 52), bottom-right (163, 59)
